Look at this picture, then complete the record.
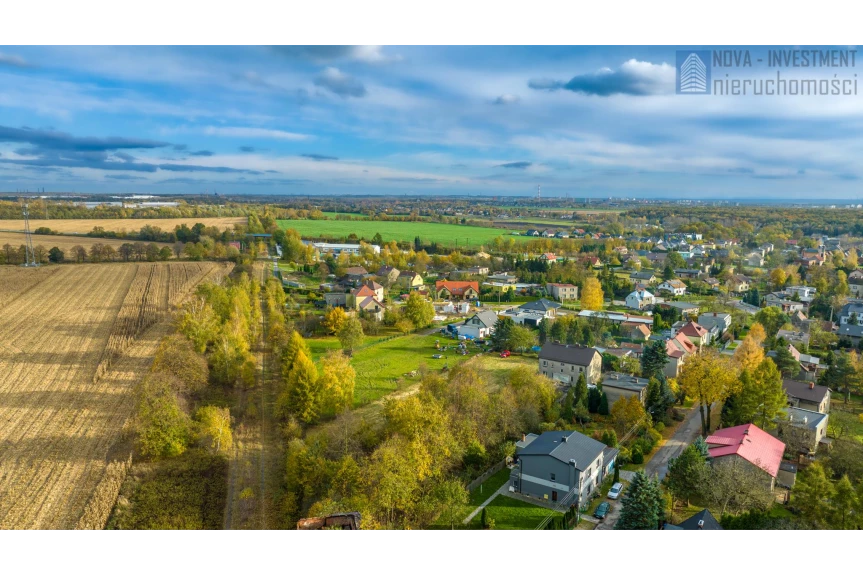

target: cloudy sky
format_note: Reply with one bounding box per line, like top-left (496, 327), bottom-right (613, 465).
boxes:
top-left (1, 45), bottom-right (862, 199)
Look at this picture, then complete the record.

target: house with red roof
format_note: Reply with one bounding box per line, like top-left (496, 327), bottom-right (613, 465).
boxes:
top-left (664, 332), bottom-right (697, 378)
top-left (705, 423), bottom-right (786, 490)
top-left (435, 280), bottom-right (479, 301)
top-left (675, 320), bottom-right (710, 349)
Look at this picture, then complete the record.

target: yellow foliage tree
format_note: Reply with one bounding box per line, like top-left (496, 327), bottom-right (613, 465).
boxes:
top-left (580, 277), bottom-right (604, 311)
top-left (610, 395), bottom-right (647, 434)
top-left (678, 349), bottom-right (740, 436)
top-left (733, 332), bottom-right (765, 372)
top-left (748, 322), bottom-right (767, 345)
top-left (770, 267), bottom-right (787, 290)
top-left (323, 306), bottom-right (348, 335)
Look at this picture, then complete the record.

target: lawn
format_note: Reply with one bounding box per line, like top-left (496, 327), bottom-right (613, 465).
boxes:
top-left (278, 219), bottom-right (533, 248)
top-left (829, 408), bottom-right (863, 442)
top-left (469, 494), bottom-right (562, 530)
top-left (307, 332), bottom-right (479, 406)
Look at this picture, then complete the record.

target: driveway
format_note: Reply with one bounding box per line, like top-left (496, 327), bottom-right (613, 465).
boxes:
top-left (644, 406), bottom-right (703, 482)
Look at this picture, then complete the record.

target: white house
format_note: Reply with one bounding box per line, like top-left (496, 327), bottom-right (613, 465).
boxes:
top-left (657, 279), bottom-right (687, 296)
top-left (458, 310), bottom-right (499, 339)
top-left (625, 288), bottom-right (655, 310)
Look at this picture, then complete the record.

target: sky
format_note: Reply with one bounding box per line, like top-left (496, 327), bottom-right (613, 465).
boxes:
top-left (1, 45), bottom-right (862, 199)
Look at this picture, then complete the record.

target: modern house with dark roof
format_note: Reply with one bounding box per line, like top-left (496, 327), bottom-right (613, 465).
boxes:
top-left (782, 379), bottom-right (831, 413)
top-left (664, 509), bottom-right (723, 530)
top-left (538, 343), bottom-right (602, 384)
top-left (510, 430), bottom-right (618, 504)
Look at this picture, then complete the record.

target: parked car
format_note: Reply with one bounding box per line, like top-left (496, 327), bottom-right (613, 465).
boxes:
top-left (499, 350), bottom-right (511, 358)
top-left (607, 482), bottom-right (623, 500)
top-left (594, 502), bottom-right (611, 521)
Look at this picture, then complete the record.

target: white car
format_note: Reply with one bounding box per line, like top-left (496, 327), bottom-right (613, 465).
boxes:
top-left (607, 482), bottom-right (623, 500)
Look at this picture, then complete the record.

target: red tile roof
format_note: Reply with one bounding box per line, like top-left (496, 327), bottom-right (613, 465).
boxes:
top-left (352, 285), bottom-right (376, 298)
top-left (706, 423), bottom-right (785, 477)
top-left (680, 321), bottom-right (708, 338)
top-left (435, 281), bottom-right (479, 296)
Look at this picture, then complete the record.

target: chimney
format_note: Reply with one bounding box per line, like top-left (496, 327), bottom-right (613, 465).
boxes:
top-left (809, 381), bottom-right (815, 389)
top-left (698, 520), bottom-right (705, 529)
top-left (803, 416), bottom-right (808, 424)
top-left (562, 435), bottom-right (568, 443)
top-left (522, 433), bottom-right (526, 442)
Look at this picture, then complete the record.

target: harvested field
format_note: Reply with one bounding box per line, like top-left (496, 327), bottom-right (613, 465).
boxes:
top-left (0, 231), bottom-right (171, 253)
top-left (0, 261), bottom-right (232, 529)
top-left (0, 217), bottom-right (245, 234)
top-left (0, 266), bottom-right (63, 311)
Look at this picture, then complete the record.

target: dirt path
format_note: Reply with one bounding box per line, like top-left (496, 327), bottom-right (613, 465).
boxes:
top-left (223, 261), bottom-right (282, 530)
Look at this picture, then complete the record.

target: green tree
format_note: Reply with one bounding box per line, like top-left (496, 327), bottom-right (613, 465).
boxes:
top-left (587, 387), bottom-right (602, 413)
top-left (754, 307), bottom-right (789, 337)
top-left (318, 349), bottom-right (356, 414)
top-left (561, 387), bottom-right (575, 422)
top-left (404, 292), bottom-right (435, 329)
top-left (615, 471), bottom-right (665, 530)
top-left (662, 264), bottom-right (674, 281)
top-left (819, 352), bottom-right (860, 404)
top-left (664, 444), bottom-right (708, 507)
top-left (506, 325), bottom-right (537, 354)
top-left (573, 373), bottom-right (588, 408)
top-left (793, 462), bottom-right (835, 529)
top-left (598, 391), bottom-right (610, 416)
top-left (280, 350), bottom-right (322, 423)
top-left (490, 317), bottom-right (515, 351)
top-left (742, 358), bottom-right (790, 429)
top-left (337, 316), bottom-right (365, 354)
top-left (830, 475), bottom-right (858, 530)
top-left (195, 405), bottom-right (233, 454)
top-left (692, 435), bottom-right (710, 458)
top-left (641, 340), bottom-right (669, 381)
top-left (48, 246), bottom-right (64, 263)
top-left (772, 346), bottom-right (800, 378)
top-left (434, 479), bottom-right (469, 530)
top-left (537, 318), bottom-right (550, 345)
top-left (134, 374), bottom-right (191, 458)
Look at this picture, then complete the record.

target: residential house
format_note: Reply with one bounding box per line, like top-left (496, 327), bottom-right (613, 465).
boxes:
top-left (538, 343), bottom-right (602, 384)
top-left (510, 431), bottom-right (618, 504)
top-left (785, 285), bottom-right (817, 302)
top-left (838, 323), bottom-right (863, 344)
top-left (665, 332), bottom-right (698, 378)
top-left (576, 310), bottom-right (653, 328)
top-left (657, 279), bottom-right (687, 296)
top-left (849, 276), bottom-right (863, 297)
top-left (467, 265), bottom-right (490, 276)
top-left (397, 271), bottom-right (425, 289)
top-left (838, 302), bottom-right (863, 325)
top-left (458, 310), bottom-right (499, 339)
top-left (343, 266), bottom-right (369, 284)
top-left (674, 268), bottom-right (702, 279)
top-left (625, 288), bottom-right (656, 310)
top-left (541, 229), bottom-right (557, 238)
top-left (629, 271), bottom-right (657, 285)
top-left (765, 293), bottom-right (805, 314)
top-left (620, 321), bottom-right (651, 341)
top-left (435, 280), bottom-right (479, 301)
top-left (502, 299), bottom-right (561, 327)
top-left (704, 277), bottom-right (721, 291)
top-left (674, 320), bottom-right (710, 348)
top-left (620, 342), bottom-right (644, 358)
top-left (323, 292), bottom-right (347, 308)
top-left (375, 265), bottom-right (400, 286)
top-left (659, 301), bottom-right (700, 317)
top-left (356, 295), bottom-right (386, 321)
top-left (546, 282), bottom-right (578, 301)
top-left (705, 424), bottom-right (786, 491)
top-left (600, 372), bottom-right (649, 406)
top-left (524, 229), bottom-right (540, 237)
top-left (555, 231), bottom-right (570, 239)
top-left (664, 509), bottom-right (723, 531)
top-left (776, 329), bottom-right (810, 348)
top-left (697, 312), bottom-right (732, 336)
top-left (360, 280), bottom-right (385, 302)
top-left (310, 242), bottom-right (380, 257)
top-left (487, 272), bottom-right (519, 284)
top-left (540, 252), bottom-right (557, 262)
top-left (783, 379), bottom-right (831, 413)
top-left (726, 275), bottom-right (751, 294)
top-left (744, 252), bottom-right (765, 267)
top-left (775, 407), bottom-right (829, 455)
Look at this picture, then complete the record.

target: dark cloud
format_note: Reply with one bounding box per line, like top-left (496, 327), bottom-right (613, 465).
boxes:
top-left (0, 52), bottom-right (32, 68)
top-left (105, 174), bottom-right (146, 181)
top-left (497, 161), bottom-right (532, 169)
top-left (301, 153), bottom-right (338, 161)
top-left (158, 177), bottom-right (207, 185)
top-left (189, 150), bottom-right (214, 156)
top-left (157, 163), bottom-right (258, 174)
top-left (114, 152), bottom-right (137, 163)
top-left (0, 125), bottom-right (170, 152)
top-left (381, 177), bottom-right (442, 183)
top-left (314, 67), bottom-right (367, 98)
top-left (173, 144), bottom-right (188, 151)
top-left (529, 60), bottom-right (673, 96)
top-left (239, 146), bottom-right (256, 153)
top-left (493, 94), bottom-right (520, 105)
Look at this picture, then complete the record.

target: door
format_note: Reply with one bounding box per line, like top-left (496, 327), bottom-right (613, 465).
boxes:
top-left (552, 490), bottom-right (558, 502)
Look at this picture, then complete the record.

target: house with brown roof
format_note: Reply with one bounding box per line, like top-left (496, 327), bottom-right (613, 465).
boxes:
top-left (375, 265), bottom-right (400, 286)
top-left (356, 295), bottom-right (386, 321)
top-left (783, 379), bottom-right (831, 413)
top-left (674, 320), bottom-right (710, 348)
top-left (620, 321), bottom-right (651, 341)
top-left (435, 280), bottom-right (479, 301)
top-left (706, 423), bottom-right (786, 491)
top-left (664, 332), bottom-right (697, 377)
top-left (657, 279), bottom-right (687, 296)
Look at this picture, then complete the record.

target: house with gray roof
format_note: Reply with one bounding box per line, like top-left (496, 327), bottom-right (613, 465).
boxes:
top-left (458, 310), bottom-right (499, 339)
top-left (782, 379), bottom-right (831, 413)
top-left (775, 407), bottom-right (829, 455)
top-left (510, 430), bottom-right (618, 505)
top-left (539, 343), bottom-right (602, 384)
top-left (600, 372), bottom-right (650, 406)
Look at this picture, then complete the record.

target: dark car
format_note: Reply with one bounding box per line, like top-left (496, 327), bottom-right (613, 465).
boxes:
top-left (594, 502), bottom-right (611, 521)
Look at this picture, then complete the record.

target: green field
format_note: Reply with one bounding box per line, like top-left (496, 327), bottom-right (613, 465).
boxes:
top-left (470, 494), bottom-right (561, 530)
top-left (278, 219), bottom-right (532, 248)
top-left (307, 332), bottom-right (477, 405)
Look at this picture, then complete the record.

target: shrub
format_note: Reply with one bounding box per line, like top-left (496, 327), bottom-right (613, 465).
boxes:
top-left (631, 445), bottom-right (644, 464)
top-left (654, 421), bottom-right (665, 433)
top-left (672, 409), bottom-right (685, 422)
top-left (481, 508), bottom-right (489, 529)
top-left (617, 446), bottom-right (632, 466)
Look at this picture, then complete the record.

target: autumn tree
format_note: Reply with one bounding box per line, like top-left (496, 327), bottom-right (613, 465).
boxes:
top-left (318, 350), bottom-right (356, 414)
top-left (337, 316), bottom-right (365, 354)
top-left (706, 457), bottom-right (774, 516)
top-left (830, 475), bottom-right (858, 530)
top-left (195, 405), bottom-right (233, 454)
top-left (404, 292), bottom-right (435, 329)
top-left (733, 331), bottom-right (764, 372)
top-left (678, 349), bottom-right (739, 435)
top-left (580, 276), bottom-right (604, 311)
top-left (323, 306), bottom-right (348, 335)
top-left (134, 373), bottom-right (191, 458)
top-left (280, 349), bottom-right (322, 423)
top-left (610, 395), bottom-right (647, 434)
top-left (151, 334), bottom-right (209, 394)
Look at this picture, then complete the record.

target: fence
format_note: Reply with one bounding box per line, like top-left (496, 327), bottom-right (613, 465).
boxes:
top-left (467, 458), bottom-right (507, 492)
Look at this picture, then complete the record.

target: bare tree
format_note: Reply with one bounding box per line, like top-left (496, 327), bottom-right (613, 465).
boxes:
top-left (706, 458), bottom-right (775, 516)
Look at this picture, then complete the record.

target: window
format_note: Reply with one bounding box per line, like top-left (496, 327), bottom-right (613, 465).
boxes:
top-left (542, 360), bottom-right (547, 366)
top-left (550, 473), bottom-right (556, 481)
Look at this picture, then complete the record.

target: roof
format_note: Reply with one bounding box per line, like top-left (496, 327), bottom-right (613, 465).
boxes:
top-left (466, 310), bottom-right (499, 329)
top-left (364, 280), bottom-right (383, 290)
top-left (679, 321), bottom-right (708, 338)
top-left (519, 298), bottom-right (561, 313)
top-left (344, 266), bottom-right (368, 276)
top-left (630, 271), bottom-right (655, 279)
top-left (538, 343), bottom-right (600, 366)
top-left (838, 324), bottom-right (863, 338)
top-left (782, 379), bottom-right (829, 404)
top-left (706, 424), bottom-right (785, 477)
top-left (600, 372), bottom-right (649, 392)
top-left (628, 288), bottom-right (654, 300)
top-left (780, 407), bottom-right (827, 431)
top-left (517, 430), bottom-right (607, 471)
top-left (622, 322), bottom-right (651, 336)
top-left (660, 279), bottom-right (687, 289)
top-left (435, 280), bottom-right (479, 295)
top-left (352, 285), bottom-right (376, 298)
top-left (547, 282), bottom-right (577, 288)
top-left (358, 296), bottom-right (384, 310)
top-left (676, 509), bottom-right (723, 530)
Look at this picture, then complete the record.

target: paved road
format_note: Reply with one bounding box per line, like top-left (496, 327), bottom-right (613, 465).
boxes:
top-left (644, 406), bottom-right (704, 482)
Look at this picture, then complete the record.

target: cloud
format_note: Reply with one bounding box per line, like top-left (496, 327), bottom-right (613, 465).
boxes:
top-left (0, 125), bottom-right (169, 152)
top-left (239, 146), bottom-right (256, 152)
top-left (0, 52), bottom-right (32, 68)
top-left (271, 45), bottom-right (400, 64)
top-left (189, 150), bottom-right (214, 156)
top-left (380, 177), bottom-right (442, 183)
top-left (301, 153), bottom-right (338, 161)
top-left (203, 126), bottom-right (310, 141)
top-left (314, 67), bottom-right (367, 98)
top-left (157, 163), bottom-right (258, 174)
top-left (105, 174), bottom-right (146, 181)
top-left (529, 59), bottom-right (674, 96)
top-left (114, 152), bottom-right (137, 162)
top-left (496, 161), bottom-right (532, 169)
top-left (494, 94), bottom-right (520, 105)
top-left (173, 144), bottom-right (188, 151)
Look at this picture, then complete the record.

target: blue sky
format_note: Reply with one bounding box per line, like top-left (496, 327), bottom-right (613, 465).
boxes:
top-left (1, 45), bottom-right (862, 198)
